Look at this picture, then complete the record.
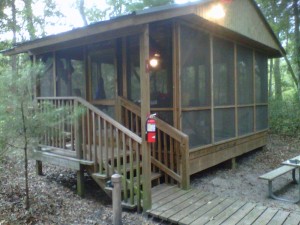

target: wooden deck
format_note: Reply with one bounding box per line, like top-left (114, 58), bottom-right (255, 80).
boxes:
top-left (147, 184), bottom-right (300, 225)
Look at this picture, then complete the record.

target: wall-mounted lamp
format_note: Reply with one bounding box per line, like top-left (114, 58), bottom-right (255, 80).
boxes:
top-left (207, 4), bottom-right (225, 19)
top-left (149, 53), bottom-right (160, 69)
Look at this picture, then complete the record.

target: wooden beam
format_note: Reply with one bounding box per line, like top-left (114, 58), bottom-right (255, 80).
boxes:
top-left (140, 24), bottom-right (151, 211)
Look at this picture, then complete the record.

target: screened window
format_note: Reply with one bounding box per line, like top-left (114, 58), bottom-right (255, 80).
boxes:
top-left (237, 46), bottom-right (253, 105)
top-left (91, 50), bottom-right (116, 100)
top-left (127, 35), bottom-right (140, 103)
top-left (255, 53), bottom-right (268, 103)
top-left (256, 106), bottom-right (268, 130)
top-left (182, 110), bottom-right (211, 147)
top-left (39, 54), bottom-right (54, 97)
top-left (181, 26), bottom-right (210, 107)
top-left (150, 23), bottom-right (173, 108)
top-left (238, 107), bottom-right (254, 135)
top-left (213, 38), bottom-right (234, 106)
top-left (214, 108), bottom-right (235, 142)
top-left (56, 48), bottom-right (85, 98)
top-left (180, 25), bottom-right (211, 148)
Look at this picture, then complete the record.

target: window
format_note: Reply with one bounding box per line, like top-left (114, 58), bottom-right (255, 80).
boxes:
top-left (213, 38), bottom-right (234, 106)
top-left (214, 108), bottom-right (235, 142)
top-left (213, 38), bottom-right (235, 142)
top-left (180, 25), bottom-right (211, 148)
top-left (38, 54), bottom-right (54, 97)
top-left (255, 53), bottom-right (268, 104)
top-left (237, 46), bottom-right (253, 105)
top-left (181, 26), bottom-right (210, 108)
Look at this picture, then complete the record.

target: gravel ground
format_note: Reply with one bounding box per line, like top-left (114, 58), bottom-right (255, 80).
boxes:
top-left (1, 134), bottom-right (300, 224)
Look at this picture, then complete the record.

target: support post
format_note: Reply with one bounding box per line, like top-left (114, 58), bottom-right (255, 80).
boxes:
top-left (112, 174), bottom-right (122, 225)
top-left (231, 157), bottom-right (237, 170)
top-left (35, 160), bottom-right (43, 176)
top-left (77, 165), bottom-right (85, 197)
top-left (140, 24), bottom-right (152, 211)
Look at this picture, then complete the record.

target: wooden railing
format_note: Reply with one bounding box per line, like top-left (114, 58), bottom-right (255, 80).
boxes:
top-left (118, 97), bottom-right (190, 189)
top-left (37, 97), bottom-right (143, 208)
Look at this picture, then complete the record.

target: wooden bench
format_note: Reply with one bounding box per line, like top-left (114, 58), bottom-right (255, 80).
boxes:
top-left (259, 165), bottom-right (297, 202)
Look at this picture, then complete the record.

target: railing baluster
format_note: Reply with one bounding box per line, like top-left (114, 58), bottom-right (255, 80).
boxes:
top-left (87, 110), bottom-right (91, 160)
top-left (122, 133), bottom-right (128, 202)
top-left (170, 138), bottom-right (174, 184)
top-left (104, 121), bottom-right (109, 176)
top-left (110, 123), bottom-right (115, 173)
top-left (135, 141), bottom-right (141, 212)
top-left (163, 133), bottom-right (168, 183)
top-left (82, 110), bottom-right (86, 160)
top-left (116, 129), bottom-right (120, 173)
top-left (92, 111), bottom-right (97, 172)
top-left (98, 116), bottom-right (103, 174)
top-left (129, 138), bottom-right (134, 205)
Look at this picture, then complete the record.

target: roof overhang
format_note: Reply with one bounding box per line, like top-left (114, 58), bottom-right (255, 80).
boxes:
top-left (1, 0), bottom-right (284, 58)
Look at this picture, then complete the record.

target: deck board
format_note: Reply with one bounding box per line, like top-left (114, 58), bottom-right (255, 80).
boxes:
top-left (149, 184), bottom-right (300, 225)
top-left (190, 198), bottom-right (236, 225)
top-left (205, 200), bottom-right (247, 225)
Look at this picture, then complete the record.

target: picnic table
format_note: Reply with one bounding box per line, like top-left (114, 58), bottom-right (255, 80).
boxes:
top-left (259, 155), bottom-right (300, 203)
top-left (280, 157), bottom-right (300, 203)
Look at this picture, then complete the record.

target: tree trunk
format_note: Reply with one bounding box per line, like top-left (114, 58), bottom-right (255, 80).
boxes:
top-left (274, 58), bottom-right (282, 101)
top-left (23, 0), bottom-right (36, 40)
top-left (269, 58), bottom-right (273, 99)
top-left (78, 0), bottom-right (88, 26)
top-left (293, 0), bottom-right (300, 101)
top-left (21, 101), bottom-right (30, 210)
top-left (11, 0), bottom-right (17, 72)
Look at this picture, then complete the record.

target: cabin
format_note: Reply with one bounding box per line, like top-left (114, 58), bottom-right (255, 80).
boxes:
top-left (2, 0), bottom-right (283, 212)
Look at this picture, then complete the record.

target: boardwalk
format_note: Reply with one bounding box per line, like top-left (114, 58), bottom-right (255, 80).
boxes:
top-left (147, 184), bottom-right (300, 225)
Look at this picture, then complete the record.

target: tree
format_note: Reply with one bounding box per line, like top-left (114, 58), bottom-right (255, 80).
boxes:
top-left (0, 60), bottom-right (72, 209)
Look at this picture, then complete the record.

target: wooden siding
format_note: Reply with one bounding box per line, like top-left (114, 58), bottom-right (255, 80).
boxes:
top-left (189, 131), bottom-right (267, 174)
top-left (196, 0), bottom-right (280, 52)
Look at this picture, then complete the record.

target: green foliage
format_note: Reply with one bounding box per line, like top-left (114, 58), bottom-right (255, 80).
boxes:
top-left (269, 98), bottom-right (300, 136)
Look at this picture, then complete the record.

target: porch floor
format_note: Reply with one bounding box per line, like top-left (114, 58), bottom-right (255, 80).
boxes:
top-left (148, 184), bottom-right (300, 225)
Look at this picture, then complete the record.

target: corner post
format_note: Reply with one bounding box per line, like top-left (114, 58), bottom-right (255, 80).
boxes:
top-left (140, 24), bottom-right (152, 211)
top-left (181, 137), bottom-right (190, 190)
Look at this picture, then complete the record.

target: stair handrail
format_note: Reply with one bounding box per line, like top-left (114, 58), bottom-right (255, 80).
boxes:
top-left (118, 96), bottom-right (190, 189)
top-left (37, 97), bottom-right (142, 143)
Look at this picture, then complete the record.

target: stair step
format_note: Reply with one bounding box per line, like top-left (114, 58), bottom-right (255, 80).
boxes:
top-left (121, 201), bottom-right (137, 210)
top-left (91, 173), bottom-right (108, 180)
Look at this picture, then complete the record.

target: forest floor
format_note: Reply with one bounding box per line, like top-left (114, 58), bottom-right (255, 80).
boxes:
top-left (1, 134), bottom-right (300, 224)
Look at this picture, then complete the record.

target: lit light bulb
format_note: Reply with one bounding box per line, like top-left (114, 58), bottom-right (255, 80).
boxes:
top-left (150, 58), bottom-right (159, 68)
top-left (208, 4), bottom-right (225, 19)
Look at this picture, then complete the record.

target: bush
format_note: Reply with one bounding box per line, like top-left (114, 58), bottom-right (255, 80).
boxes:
top-left (269, 98), bottom-right (300, 136)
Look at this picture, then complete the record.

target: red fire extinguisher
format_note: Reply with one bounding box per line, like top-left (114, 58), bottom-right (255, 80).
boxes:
top-left (146, 113), bottom-right (156, 143)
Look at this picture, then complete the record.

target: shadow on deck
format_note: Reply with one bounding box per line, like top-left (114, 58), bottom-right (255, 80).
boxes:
top-left (148, 184), bottom-right (300, 225)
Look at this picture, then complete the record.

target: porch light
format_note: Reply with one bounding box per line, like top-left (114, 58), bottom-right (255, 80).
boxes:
top-left (149, 53), bottom-right (160, 68)
top-left (207, 4), bottom-right (225, 19)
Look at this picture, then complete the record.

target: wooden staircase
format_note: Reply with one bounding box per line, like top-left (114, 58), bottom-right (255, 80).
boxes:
top-left (33, 97), bottom-right (190, 211)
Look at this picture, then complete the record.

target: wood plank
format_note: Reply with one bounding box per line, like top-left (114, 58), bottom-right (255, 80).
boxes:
top-left (158, 191), bottom-right (208, 219)
top-left (152, 185), bottom-right (177, 199)
top-left (148, 189), bottom-right (196, 216)
top-left (189, 198), bottom-right (236, 225)
top-left (221, 202), bottom-right (256, 225)
top-left (151, 189), bottom-right (190, 210)
top-left (283, 213), bottom-right (300, 225)
top-left (268, 210), bottom-right (290, 225)
top-left (168, 193), bottom-right (217, 223)
top-left (236, 205), bottom-right (267, 225)
top-left (178, 197), bottom-right (226, 225)
top-left (205, 200), bottom-right (247, 225)
top-left (252, 207), bottom-right (278, 225)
